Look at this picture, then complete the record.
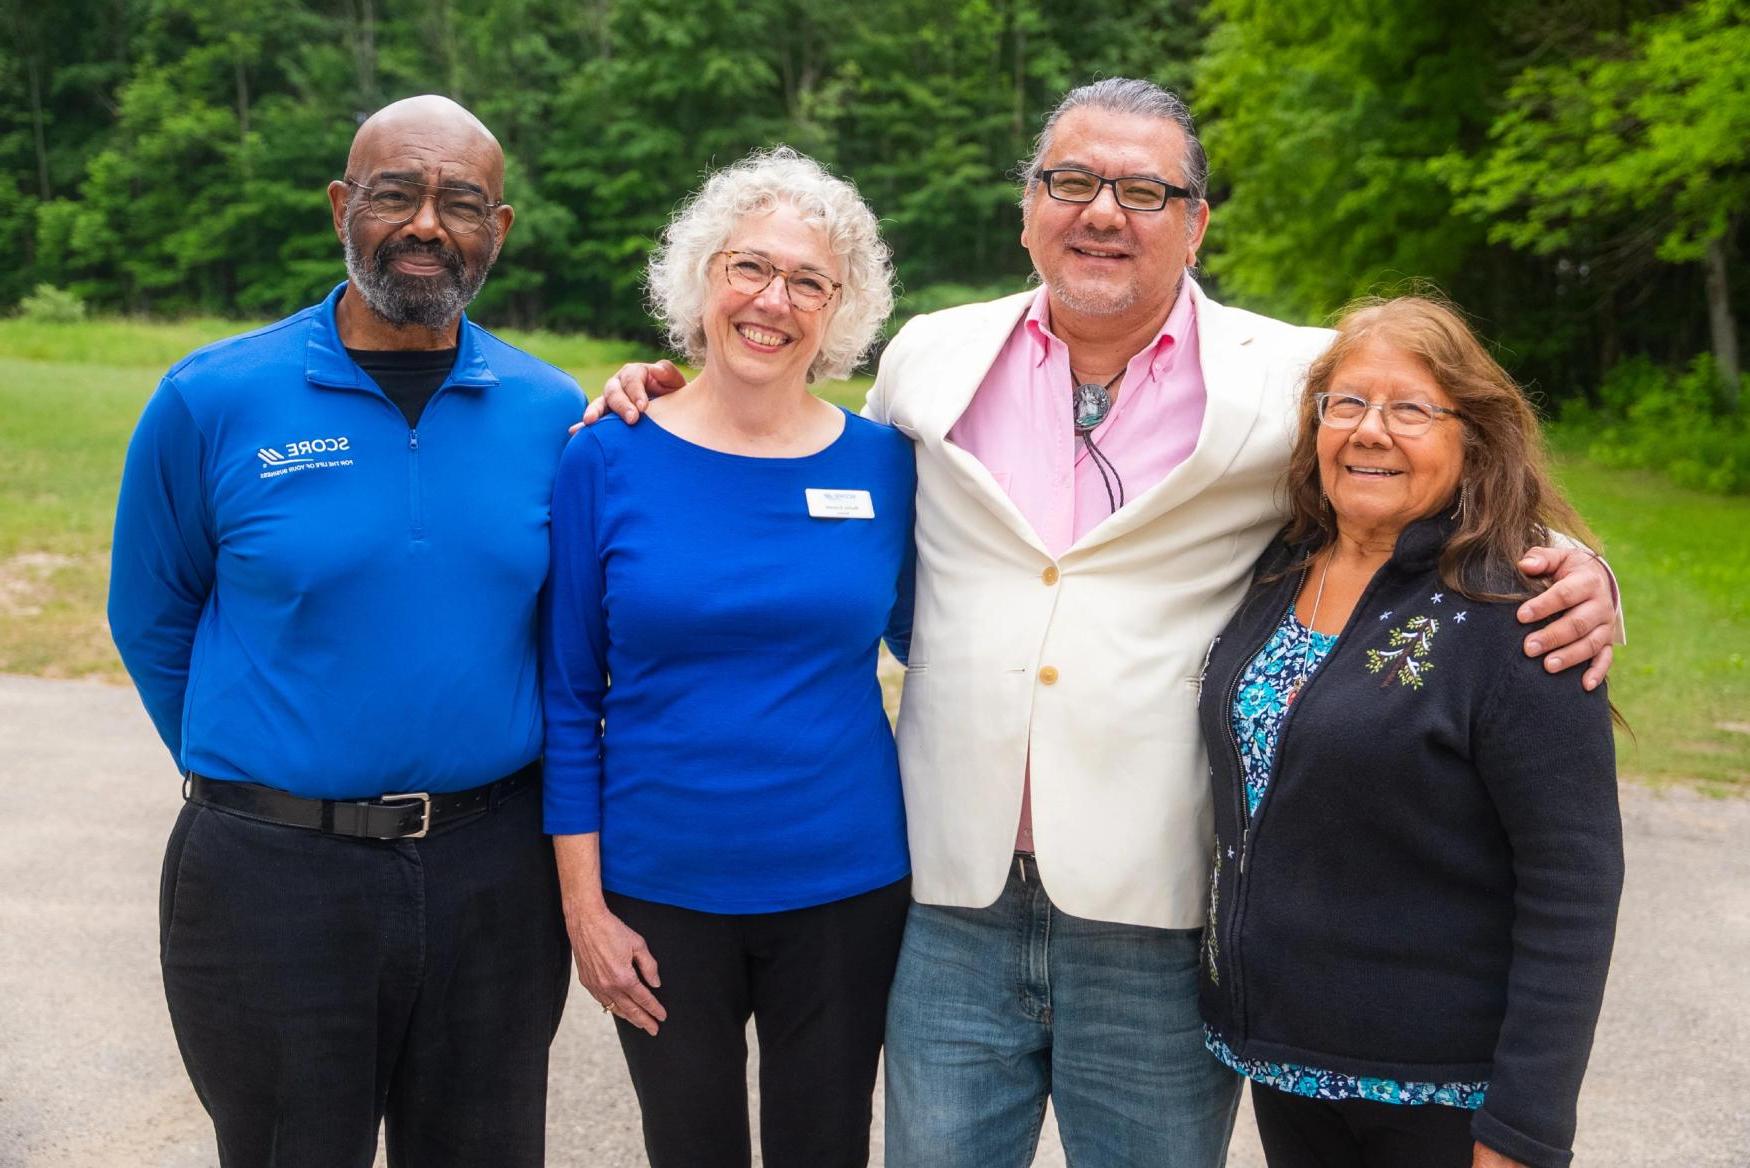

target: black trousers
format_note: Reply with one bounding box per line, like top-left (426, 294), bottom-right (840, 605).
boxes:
top-left (606, 877), bottom-right (912, 1168)
top-left (159, 783), bottom-right (570, 1168)
top-left (1250, 1080), bottom-right (1477, 1168)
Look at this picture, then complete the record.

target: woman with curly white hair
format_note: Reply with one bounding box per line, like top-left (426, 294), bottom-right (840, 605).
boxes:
top-left (540, 147), bottom-right (913, 1167)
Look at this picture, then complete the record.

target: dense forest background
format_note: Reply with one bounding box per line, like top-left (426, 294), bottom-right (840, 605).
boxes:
top-left (2, 0), bottom-right (1744, 421)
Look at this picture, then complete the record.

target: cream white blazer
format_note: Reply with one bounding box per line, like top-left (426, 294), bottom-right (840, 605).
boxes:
top-left (864, 280), bottom-right (1335, 928)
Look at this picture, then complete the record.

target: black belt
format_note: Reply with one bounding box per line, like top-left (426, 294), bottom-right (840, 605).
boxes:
top-left (185, 761), bottom-right (540, 841)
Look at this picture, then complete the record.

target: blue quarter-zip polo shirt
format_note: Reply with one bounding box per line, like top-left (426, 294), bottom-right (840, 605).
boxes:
top-left (109, 283), bottom-right (585, 798)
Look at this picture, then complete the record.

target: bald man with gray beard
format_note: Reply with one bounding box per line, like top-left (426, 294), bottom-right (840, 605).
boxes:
top-left (109, 96), bottom-right (584, 1167)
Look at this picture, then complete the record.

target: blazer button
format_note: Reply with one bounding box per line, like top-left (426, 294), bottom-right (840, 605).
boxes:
top-left (1039, 666), bottom-right (1060, 685)
top-left (1042, 566), bottom-right (1060, 586)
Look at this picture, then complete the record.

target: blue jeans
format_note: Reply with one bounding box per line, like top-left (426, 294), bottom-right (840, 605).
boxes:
top-left (884, 855), bottom-right (1241, 1168)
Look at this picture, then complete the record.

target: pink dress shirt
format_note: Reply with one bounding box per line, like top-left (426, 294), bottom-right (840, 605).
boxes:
top-left (948, 280), bottom-right (1207, 852)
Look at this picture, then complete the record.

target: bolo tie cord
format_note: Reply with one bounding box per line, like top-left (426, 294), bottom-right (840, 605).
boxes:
top-left (1082, 431), bottom-right (1124, 512)
top-left (1074, 368), bottom-right (1126, 513)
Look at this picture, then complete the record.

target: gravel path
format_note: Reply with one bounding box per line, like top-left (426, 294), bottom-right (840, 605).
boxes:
top-left (1, 673), bottom-right (1744, 1167)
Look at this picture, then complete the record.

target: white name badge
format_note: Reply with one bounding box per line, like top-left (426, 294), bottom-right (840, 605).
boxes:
top-left (805, 488), bottom-right (875, 520)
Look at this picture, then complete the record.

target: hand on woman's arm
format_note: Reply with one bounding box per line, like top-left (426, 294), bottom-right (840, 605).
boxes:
top-left (1515, 545), bottom-right (1621, 691)
top-left (553, 833), bottom-right (666, 1036)
top-left (577, 360), bottom-right (689, 428)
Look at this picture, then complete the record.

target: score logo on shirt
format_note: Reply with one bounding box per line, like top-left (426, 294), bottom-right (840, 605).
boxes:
top-left (258, 435), bottom-right (355, 480)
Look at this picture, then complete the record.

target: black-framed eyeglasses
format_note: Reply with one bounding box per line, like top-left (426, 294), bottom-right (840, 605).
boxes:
top-left (1037, 167), bottom-right (1196, 212)
top-left (1315, 392), bottom-right (1464, 436)
top-left (716, 250), bottom-right (843, 312)
top-left (343, 178), bottom-right (503, 235)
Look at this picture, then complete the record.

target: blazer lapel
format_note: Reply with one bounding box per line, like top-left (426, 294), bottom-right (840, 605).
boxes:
top-left (1064, 282), bottom-right (1272, 559)
top-left (892, 291), bottom-right (1052, 557)
top-left (892, 291), bottom-right (1033, 444)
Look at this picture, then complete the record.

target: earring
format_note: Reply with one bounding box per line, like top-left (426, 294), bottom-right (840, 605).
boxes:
top-left (1453, 482), bottom-right (1470, 522)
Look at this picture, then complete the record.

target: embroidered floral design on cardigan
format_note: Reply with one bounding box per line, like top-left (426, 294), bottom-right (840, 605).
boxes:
top-left (1366, 615), bottom-right (1440, 689)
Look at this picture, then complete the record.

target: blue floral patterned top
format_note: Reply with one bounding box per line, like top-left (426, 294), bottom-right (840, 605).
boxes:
top-left (1229, 613), bottom-right (1338, 816)
top-left (1205, 608), bottom-right (1489, 1111)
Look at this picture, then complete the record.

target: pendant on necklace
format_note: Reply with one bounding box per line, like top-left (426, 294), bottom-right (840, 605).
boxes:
top-left (1073, 381), bottom-right (1112, 432)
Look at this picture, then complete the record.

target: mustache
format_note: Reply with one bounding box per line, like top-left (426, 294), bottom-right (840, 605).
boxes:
top-left (374, 237), bottom-right (464, 277)
top-left (1065, 231), bottom-right (1135, 252)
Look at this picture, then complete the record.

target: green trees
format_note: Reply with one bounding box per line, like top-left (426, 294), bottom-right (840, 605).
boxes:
top-left (2, 0), bottom-right (1203, 336)
top-left (1196, 0), bottom-right (1496, 323)
top-left (1196, 0), bottom-right (1744, 411)
top-left (1450, 0), bottom-right (1746, 405)
top-left (0, 0), bottom-right (1740, 428)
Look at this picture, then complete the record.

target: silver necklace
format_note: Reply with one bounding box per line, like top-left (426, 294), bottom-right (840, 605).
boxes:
top-left (1305, 552), bottom-right (1331, 632)
top-left (1289, 553), bottom-right (1333, 703)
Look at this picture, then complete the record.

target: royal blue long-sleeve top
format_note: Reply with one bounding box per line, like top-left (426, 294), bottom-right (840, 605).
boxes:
top-left (108, 283), bottom-right (585, 797)
top-left (541, 411), bottom-right (915, 914)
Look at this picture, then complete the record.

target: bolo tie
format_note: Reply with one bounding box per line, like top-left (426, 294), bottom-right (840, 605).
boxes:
top-left (1072, 369), bottom-right (1125, 513)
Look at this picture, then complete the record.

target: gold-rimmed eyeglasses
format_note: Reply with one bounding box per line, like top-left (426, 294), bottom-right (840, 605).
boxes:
top-left (344, 178), bottom-right (503, 235)
top-left (1315, 392), bottom-right (1464, 436)
top-left (717, 250), bottom-right (842, 312)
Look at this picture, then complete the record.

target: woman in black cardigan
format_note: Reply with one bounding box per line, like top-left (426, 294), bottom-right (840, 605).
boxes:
top-left (1197, 296), bottom-right (1623, 1168)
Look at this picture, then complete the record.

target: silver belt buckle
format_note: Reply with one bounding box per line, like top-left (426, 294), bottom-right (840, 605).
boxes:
top-left (380, 791), bottom-right (432, 839)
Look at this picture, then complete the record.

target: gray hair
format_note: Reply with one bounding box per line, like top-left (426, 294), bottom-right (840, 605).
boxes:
top-left (1020, 77), bottom-right (1209, 206)
top-left (646, 147), bottom-right (895, 382)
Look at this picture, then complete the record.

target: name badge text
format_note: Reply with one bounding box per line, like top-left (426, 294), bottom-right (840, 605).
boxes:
top-left (805, 488), bottom-right (875, 520)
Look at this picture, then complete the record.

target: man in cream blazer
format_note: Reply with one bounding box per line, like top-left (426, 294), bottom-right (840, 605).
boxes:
top-left (867, 275), bottom-right (1327, 931)
top-left (867, 204), bottom-right (1340, 1168)
top-left (589, 77), bottom-right (1620, 1168)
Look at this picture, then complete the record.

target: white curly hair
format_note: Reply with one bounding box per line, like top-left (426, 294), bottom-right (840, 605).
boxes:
top-left (646, 146), bottom-right (895, 382)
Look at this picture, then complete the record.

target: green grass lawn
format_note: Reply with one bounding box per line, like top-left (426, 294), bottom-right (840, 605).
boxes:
top-left (1553, 457), bottom-right (1750, 792)
top-left (2, 318), bottom-right (1742, 790)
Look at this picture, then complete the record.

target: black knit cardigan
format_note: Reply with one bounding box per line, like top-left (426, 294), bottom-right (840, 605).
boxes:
top-left (1196, 516), bottom-right (1623, 1168)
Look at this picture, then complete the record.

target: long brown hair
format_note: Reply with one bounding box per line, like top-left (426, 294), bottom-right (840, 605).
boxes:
top-left (1282, 295), bottom-right (1600, 602)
